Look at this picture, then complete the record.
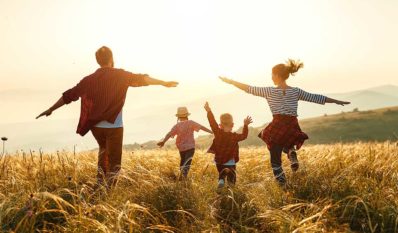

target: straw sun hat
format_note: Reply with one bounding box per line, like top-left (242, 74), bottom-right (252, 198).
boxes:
top-left (175, 107), bottom-right (191, 117)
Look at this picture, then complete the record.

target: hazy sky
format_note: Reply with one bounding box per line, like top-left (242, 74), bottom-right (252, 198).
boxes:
top-left (1, 0), bottom-right (397, 95)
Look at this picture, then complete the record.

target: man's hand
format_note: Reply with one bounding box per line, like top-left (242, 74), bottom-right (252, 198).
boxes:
top-left (219, 76), bottom-right (234, 85)
top-left (244, 116), bottom-right (253, 126)
top-left (157, 141), bottom-right (165, 148)
top-left (36, 109), bottom-right (53, 119)
top-left (204, 102), bottom-right (211, 112)
top-left (163, 81), bottom-right (179, 88)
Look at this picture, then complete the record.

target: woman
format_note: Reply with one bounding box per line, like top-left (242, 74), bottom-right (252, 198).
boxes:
top-left (219, 59), bottom-right (350, 185)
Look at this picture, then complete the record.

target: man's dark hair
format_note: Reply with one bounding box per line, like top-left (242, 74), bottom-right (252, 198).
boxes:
top-left (95, 46), bottom-right (113, 67)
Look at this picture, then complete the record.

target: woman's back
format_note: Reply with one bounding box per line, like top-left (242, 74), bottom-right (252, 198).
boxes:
top-left (247, 86), bottom-right (326, 116)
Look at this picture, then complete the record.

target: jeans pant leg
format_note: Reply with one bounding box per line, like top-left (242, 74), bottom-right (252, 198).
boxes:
top-left (269, 145), bottom-right (286, 185)
top-left (226, 165), bottom-right (236, 184)
top-left (216, 164), bottom-right (236, 184)
top-left (179, 149), bottom-right (194, 177)
top-left (91, 127), bottom-right (109, 184)
top-left (105, 127), bottom-right (123, 187)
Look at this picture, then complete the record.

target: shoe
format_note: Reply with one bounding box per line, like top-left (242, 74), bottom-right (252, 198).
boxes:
top-left (288, 150), bottom-right (299, 172)
top-left (217, 179), bottom-right (225, 189)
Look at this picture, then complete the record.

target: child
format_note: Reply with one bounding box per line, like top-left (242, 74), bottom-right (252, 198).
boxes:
top-left (157, 106), bottom-right (212, 178)
top-left (219, 59), bottom-right (350, 186)
top-left (204, 102), bottom-right (252, 189)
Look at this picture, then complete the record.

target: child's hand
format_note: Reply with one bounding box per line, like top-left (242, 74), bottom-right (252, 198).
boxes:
top-left (219, 76), bottom-right (234, 85)
top-left (157, 141), bottom-right (165, 148)
top-left (204, 102), bottom-right (211, 112)
top-left (244, 116), bottom-right (253, 126)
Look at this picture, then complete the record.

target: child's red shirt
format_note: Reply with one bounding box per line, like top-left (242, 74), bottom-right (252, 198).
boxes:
top-left (207, 111), bottom-right (248, 164)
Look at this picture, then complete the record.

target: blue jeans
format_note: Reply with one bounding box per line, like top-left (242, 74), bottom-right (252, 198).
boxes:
top-left (269, 145), bottom-right (288, 185)
top-left (179, 148), bottom-right (195, 177)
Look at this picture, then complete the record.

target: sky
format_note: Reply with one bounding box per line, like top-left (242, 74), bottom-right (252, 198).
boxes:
top-left (0, 0), bottom-right (398, 151)
top-left (1, 0), bottom-right (397, 94)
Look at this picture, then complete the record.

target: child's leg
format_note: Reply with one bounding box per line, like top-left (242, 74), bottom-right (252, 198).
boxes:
top-left (225, 165), bottom-right (236, 185)
top-left (269, 145), bottom-right (286, 185)
top-left (216, 164), bottom-right (227, 187)
top-left (179, 149), bottom-right (195, 177)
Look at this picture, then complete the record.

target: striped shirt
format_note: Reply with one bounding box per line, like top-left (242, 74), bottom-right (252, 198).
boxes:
top-left (247, 86), bottom-right (326, 116)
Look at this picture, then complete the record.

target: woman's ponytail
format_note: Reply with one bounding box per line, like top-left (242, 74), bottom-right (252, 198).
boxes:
top-left (272, 59), bottom-right (304, 80)
top-left (286, 59), bottom-right (304, 76)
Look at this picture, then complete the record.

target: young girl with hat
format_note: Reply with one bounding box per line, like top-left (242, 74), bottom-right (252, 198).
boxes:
top-left (219, 59), bottom-right (350, 185)
top-left (157, 107), bottom-right (212, 178)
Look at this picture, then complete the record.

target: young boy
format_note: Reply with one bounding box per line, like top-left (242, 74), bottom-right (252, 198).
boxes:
top-left (204, 102), bottom-right (252, 189)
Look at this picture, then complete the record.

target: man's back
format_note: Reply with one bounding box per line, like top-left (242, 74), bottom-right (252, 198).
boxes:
top-left (62, 67), bottom-right (148, 135)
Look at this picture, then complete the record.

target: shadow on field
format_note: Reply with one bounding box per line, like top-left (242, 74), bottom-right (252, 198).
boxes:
top-left (3, 191), bottom-right (76, 232)
top-left (133, 181), bottom-right (204, 232)
top-left (211, 187), bottom-right (272, 233)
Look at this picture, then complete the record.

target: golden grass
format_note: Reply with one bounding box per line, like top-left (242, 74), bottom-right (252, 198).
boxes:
top-left (0, 142), bottom-right (398, 232)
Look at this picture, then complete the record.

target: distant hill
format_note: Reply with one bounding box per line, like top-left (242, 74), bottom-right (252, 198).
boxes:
top-left (132, 106), bottom-right (398, 150)
top-left (1, 85), bottom-right (398, 151)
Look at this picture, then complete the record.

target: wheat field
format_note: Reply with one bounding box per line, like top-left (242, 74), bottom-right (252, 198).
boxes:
top-left (0, 142), bottom-right (397, 233)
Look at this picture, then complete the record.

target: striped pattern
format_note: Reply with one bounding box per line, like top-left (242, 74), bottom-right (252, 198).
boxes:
top-left (62, 67), bottom-right (148, 136)
top-left (247, 86), bottom-right (326, 116)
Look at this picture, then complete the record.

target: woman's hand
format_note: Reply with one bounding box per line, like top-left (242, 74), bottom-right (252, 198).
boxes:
top-left (326, 97), bottom-right (350, 106)
top-left (244, 116), bottom-right (253, 126)
top-left (335, 100), bottom-right (350, 106)
top-left (219, 76), bottom-right (250, 92)
top-left (219, 76), bottom-right (234, 85)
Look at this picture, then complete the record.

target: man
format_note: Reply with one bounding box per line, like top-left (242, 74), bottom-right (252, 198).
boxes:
top-left (36, 46), bottom-right (178, 187)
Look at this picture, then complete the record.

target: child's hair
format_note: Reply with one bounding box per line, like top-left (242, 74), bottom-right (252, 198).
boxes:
top-left (220, 113), bottom-right (233, 127)
top-left (272, 59), bottom-right (304, 80)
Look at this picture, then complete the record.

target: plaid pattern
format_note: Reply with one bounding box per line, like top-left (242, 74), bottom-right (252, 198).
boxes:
top-left (207, 111), bottom-right (248, 164)
top-left (63, 67), bottom-right (148, 136)
top-left (259, 114), bottom-right (308, 150)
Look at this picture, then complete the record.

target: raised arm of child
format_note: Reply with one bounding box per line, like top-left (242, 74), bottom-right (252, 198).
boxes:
top-left (233, 116), bottom-right (253, 141)
top-left (204, 102), bottom-right (220, 135)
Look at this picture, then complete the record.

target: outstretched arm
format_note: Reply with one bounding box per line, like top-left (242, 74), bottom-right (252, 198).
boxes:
top-left (219, 76), bottom-right (272, 99)
top-left (219, 76), bottom-right (249, 92)
top-left (144, 76), bottom-right (178, 88)
top-left (199, 125), bottom-right (213, 134)
top-left (298, 88), bottom-right (350, 106)
top-left (325, 97), bottom-right (350, 106)
top-left (36, 97), bottom-right (65, 119)
top-left (157, 132), bottom-right (173, 148)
